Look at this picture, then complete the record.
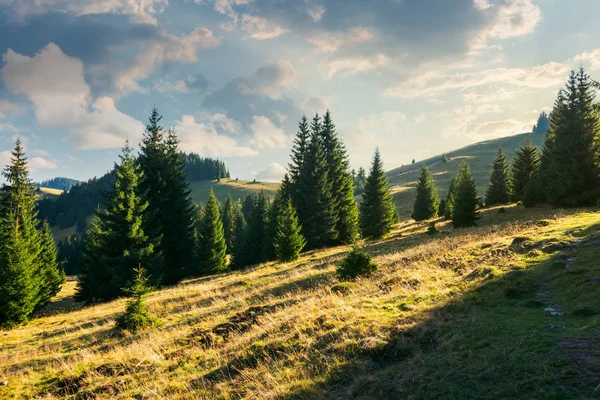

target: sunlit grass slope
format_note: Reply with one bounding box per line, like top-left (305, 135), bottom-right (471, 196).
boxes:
top-left (2, 204), bottom-right (600, 399)
top-left (386, 132), bottom-right (547, 218)
top-left (189, 178), bottom-right (280, 204)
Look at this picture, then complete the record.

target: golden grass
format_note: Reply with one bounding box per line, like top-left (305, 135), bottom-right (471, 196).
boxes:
top-left (1, 205), bottom-right (598, 398)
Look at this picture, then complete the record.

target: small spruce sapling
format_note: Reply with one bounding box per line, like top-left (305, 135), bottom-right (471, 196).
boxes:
top-left (337, 246), bottom-right (377, 281)
top-left (116, 266), bottom-right (160, 334)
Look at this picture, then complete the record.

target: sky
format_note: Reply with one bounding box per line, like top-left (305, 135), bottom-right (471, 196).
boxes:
top-left (1, 0), bottom-right (600, 183)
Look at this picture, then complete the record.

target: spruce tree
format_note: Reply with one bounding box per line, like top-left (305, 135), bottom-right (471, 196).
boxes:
top-left (539, 68), bottom-right (600, 207)
top-left (116, 266), bottom-right (159, 333)
top-left (274, 199), bottom-right (306, 262)
top-left (444, 176), bottom-right (458, 219)
top-left (512, 134), bottom-right (540, 202)
top-left (241, 190), bottom-right (269, 265)
top-left (451, 162), bottom-right (479, 228)
top-left (263, 192), bottom-right (282, 261)
top-left (485, 146), bottom-right (512, 205)
top-left (197, 189), bottom-right (227, 273)
top-left (242, 194), bottom-right (255, 221)
top-left (222, 195), bottom-right (236, 253)
top-left (77, 143), bottom-right (158, 303)
top-left (35, 221), bottom-right (64, 310)
top-left (320, 110), bottom-right (358, 243)
top-left (298, 114), bottom-right (336, 248)
top-left (359, 149), bottom-right (396, 239)
top-left (230, 204), bottom-right (247, 269)
top-left (288, 116), bottom-right (311, 210)
top-left (411, 166), bottom-right (440, 221)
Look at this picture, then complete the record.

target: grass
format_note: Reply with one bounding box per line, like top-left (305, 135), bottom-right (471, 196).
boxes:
top-left (386, 132), bottom-right (546, 219)
top-left (36, 187), bottom-right (64, 200)
top-left (189, 178), bottom-right (279, 204)
top-left (2, 204), bottom-right (600, 399)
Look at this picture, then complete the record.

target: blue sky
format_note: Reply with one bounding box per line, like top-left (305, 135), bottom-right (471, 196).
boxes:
top-left (0, 0), bottom-right (599, 183)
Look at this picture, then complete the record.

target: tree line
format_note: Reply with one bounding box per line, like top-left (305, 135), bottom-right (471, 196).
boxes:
top-left (410, 67), bottom-right (600, 228)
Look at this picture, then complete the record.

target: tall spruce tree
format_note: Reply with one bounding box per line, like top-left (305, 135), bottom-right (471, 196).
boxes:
top-left (359, 149), bottom-right (396, 239)
top-left (76, 143), bottom-right (158, 303)
top-left (298, 114), bottom-right (337, 248)
top-left (274, 199), bottom-right (306, 262)
top-left (0, 140), bottom-right (62, 327)
top-left (512, 134), bottom-right (540, 202)
top-left (197, 189), bottom-right (227, 272)
top-left (263, 191), bottom-right (283, 261)
top-left (485, 146), bottom-right (512, 205)
top-left (320, 111), bottom-right (359, 243)
top-left (444, 176), bottom-right (459, 219)
top-left (35, 221), bottom-right (64, 310)
top-left (288, 116), bottom-right (311, 211)
top-left (451, 162), bottom-right (479, 228)
top-left (411, 166), bottom-right (440, 221)
top-left (240, 190), bottom-right (269, 265)
top-left (230, 203), bottom-right (247, 269)
top-left (222, 195), bottom-right (236, 253)
top-left (242, 194), bottom-right (255, 221)
top-left (539, 68), bottom-right (600, 207)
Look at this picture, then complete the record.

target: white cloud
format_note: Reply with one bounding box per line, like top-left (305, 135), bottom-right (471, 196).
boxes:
top-left (307, 27), bottom-right (374, 53)
top-left (307, 5), bottom-right (325, 22)
top-left (239, 60), bottom-right (298, 98)
top-left (574, 49), bottom-right (600, 70)
top-left (0, 150), bottom-right (56, 171)
top-left (210, 0), bottom-right (253, 30)
top-left (249, 116), bottom-right (289, 149)
top-left (241, 14), bottom-right (288, 40)
top-left (153, 79), bottom-right (189, 93)
top-left (0, 100), bottom-right (23, 119)
top-left (174, 114), bottom-right (257, 157)
top-left (254, 162), bottom-right (286, 182)
top-left (325, 53), bottom-right (389, 78)
top-left (300, 96), bottom-right (331, 116)
top-left (1, 43), bottom-right (144, 149)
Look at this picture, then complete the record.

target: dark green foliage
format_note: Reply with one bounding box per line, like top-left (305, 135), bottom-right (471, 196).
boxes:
top-left (485, 147), bottom-right (512, 205)
top-left (197, 190), bottom-right (227, 273)
top-left (539, 68), bottom-right (600, 207)
top-left (444, 176), bottom-right (459, 220)
top-left (57, 234), bottom-right (85, 275)
top-left (353, 167), bottom-right (367, 195)
top-left (274, 199), bottom-right (306, 262)
top-left (337, 246), bottom-right (377, 281)
top-left (242, 194), bottom-right (255, 221)
top-left (438, 199), bottom-right (447, 217)
top-left (288, 116), bottom-right (311, 209)
top-left (76, 144), bottom-right (158, 303)
top-left (451, 162), bottom-right (479, 228)
top-left (411, 166), bottom-right (440, 221)
top-left (532, 111), bottom-right (550, 135)
top-left (359, 149), bottom-right (396, 239)
top-left (221, 195), bottom-right (236, 253)
top-left (263, 191), bottom-right (283, 261)
top-left (0, 140), bottom-right (62, 328)
top-left (183, 153), bottom-right (229, 182)
top-left (230, 204), bottom-right (247, 269)
top-left (523, 175), bottom-right (543, 208)
top-left (36, 177), bottom-right (80, 191)
top-left (511, 135), bottom-right (540, 202)
top-left (321, 111), bottom-right (359, 243)
top-left (116, 266), bottom-right (160, 334)
top-left (239, 191), bottom-right (269, 266)
top-left (441, 153), bottom-right (448, 163)
top-left (427, 222), bottom-right (438, 235)
top-left (298, 115), bottom-right (337, 248)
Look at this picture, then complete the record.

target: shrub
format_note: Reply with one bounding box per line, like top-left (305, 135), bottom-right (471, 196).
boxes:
top-left (116, 267), bottom-right (160, 334)
top-left (337, 246), bottom-right (377, 281)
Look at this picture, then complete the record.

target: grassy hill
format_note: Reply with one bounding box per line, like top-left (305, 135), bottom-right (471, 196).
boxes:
top-left (36, 186), bottom-right (64, 200)
top-left (189, 178), bottom-right (280, 205)
top-left (4, 204), bottom-right (600, 398)
top-left (386, 132), bottom-right (546, 218)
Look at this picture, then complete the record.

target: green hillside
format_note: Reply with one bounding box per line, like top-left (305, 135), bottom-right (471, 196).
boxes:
top-left (189, 178), bottom-right (280, 205)
top-left (386, 132), bottom-right (547, 218)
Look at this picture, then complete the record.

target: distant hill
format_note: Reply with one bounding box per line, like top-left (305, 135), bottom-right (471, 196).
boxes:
top-left (190, 178), bottom-right (280, 205)
top-left (386, 132), bottom-right (546, 219)
top-left (36, 177), bottom-right (81, 191)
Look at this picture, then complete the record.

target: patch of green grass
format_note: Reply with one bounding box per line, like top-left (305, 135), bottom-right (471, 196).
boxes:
top-left (189, 178), bottom-right (279, 204)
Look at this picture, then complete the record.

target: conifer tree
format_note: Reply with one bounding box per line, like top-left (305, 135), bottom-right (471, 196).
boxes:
top-left (451, 162), bottom-right (479, 228)
top-left (242, 194), bottom-right (255, 221)
top-left (116, 266), bottom-right (159, 333)
top-left (512, 134), bottom-right (540, 202)
top-left (411, 166), bottom-right (440, 221)
top-left (274, 199), bottom-right (306, 262)
top-left (539, 68), bottom-right (600, 206)
top-left (320, 111), bottom-right (359, 243)
top-left (288, 116), bottom-right (311, 209)
top-left (241, 190), bottom-right (269, 265)
top-left (359, 149), bottom-right (397, 239)
top-left (222, 195), bottom-right (236, 253)
top-left (35, 221), bottom-right (64, 310)
top-left (485, 146), bottom-right (512, 205)
top-left (263, 191), bottom-right (283, 261)
top-left (77, 143), bottom-right (158, 303)
top-left (298, 114), bottom-right (337, 248)
top-left (230, 204), bottom-right (247, 269)
top-left (198, 189), bottom-right (227, 272)
top-left (444, 176), bottom-right (458, 219)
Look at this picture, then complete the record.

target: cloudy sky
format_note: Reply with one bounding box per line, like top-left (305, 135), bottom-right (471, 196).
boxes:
top-left (0, 0), bottom-right (599, 183)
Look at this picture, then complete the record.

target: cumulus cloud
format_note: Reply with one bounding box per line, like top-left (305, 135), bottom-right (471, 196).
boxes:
top-left (307, 27), bottom-right (373, 53)
top-left (253, 162), bottom-right (286, 182)
top-left (0, 100), bottom-right (23, 119)
top-left (1, 43), bottom-right (144, 149)
top-left (173, 114), bottom-right (257, 157)
top-left (574, 49), bottom-right (600, 70)
top-left (325, 53), bottom-right (388, 78)
top-left (0, 150), bottom-right (56, 171)
top-left (300, 96), bottom-right (331, 116)
top-left (239, 60), bottom-right (298, 98)
top-left (249, 116), bottom-right (289, 149)
top-left (241, 14), bottom-right (289, 39)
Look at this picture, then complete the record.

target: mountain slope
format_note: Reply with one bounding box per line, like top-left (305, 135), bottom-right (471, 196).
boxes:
top-left (386, 132), bottom-right (546, 218)
top-left (3, 205), bottom-right (600, 398)
top-left (190, 178), bottom-right (280, 205)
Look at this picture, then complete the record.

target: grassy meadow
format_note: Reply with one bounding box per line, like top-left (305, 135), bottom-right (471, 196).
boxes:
top-left (2, 204), bottom-right (600, 398)
top-left (189, 178), bottom-right (279, 205)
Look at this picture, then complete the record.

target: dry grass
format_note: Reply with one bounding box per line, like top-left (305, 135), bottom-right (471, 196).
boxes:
top-left (1, 205), bottom-right (600, 399)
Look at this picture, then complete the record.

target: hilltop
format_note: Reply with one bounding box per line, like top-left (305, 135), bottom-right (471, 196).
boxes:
top-left (189, 178), bottom-right (279, 205)
top-left (386, 132), bottom-right (546, 218)
top-left (3, 204), bottom-right (600, 398)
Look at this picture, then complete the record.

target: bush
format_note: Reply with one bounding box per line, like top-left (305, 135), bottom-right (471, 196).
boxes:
top-left (116, 267), bottom-right (160, 334)
top-left (337, 246), bottom-right (377, 281)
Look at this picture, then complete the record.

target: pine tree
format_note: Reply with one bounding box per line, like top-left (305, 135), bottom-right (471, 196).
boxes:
top-left (321, 111), bottom-right (359, 243)
top-left (240, 190), bottom-right (269, 266)
top-left (298, 114), bottom-right (336, 248)
top-left (263, 191), bottom-right (282, 261)
top-left (288, 116), bottom-right (311, 210)
top-left (539, 68), bottom-right (600, 207)
top-left (230, 204), bottom-right (247, 269)
top-left (411, 166), bottom-right (440, 221)
top-left (77, 143), bottom-right (158, 303)
top-left (451, 162), bottom-right (479, 228)
top-left (242, 194), bottom-right (255, 221)
top-left (359, 149), bottom-right (397, 239)
top-left (197, 189), bottom-right (227, 273)
top-left (533, 111), bottom-right (550, 134)
top-left (274, 199), bottom-right (306, 262)
top-left (444, 176), bottom-right (458, 219)
top-left (0, 140), bottom-right (45, 327)
top-left (35, 221), bottom-right (64, 310)
top-left (512, 134), bottom-right (540, 202)
top-left (485, 146), bottom-right (512, 205)
top-left (116, 266), bottom-right (159, 333)
top-left (222, 195), bottom-right (236, 253)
